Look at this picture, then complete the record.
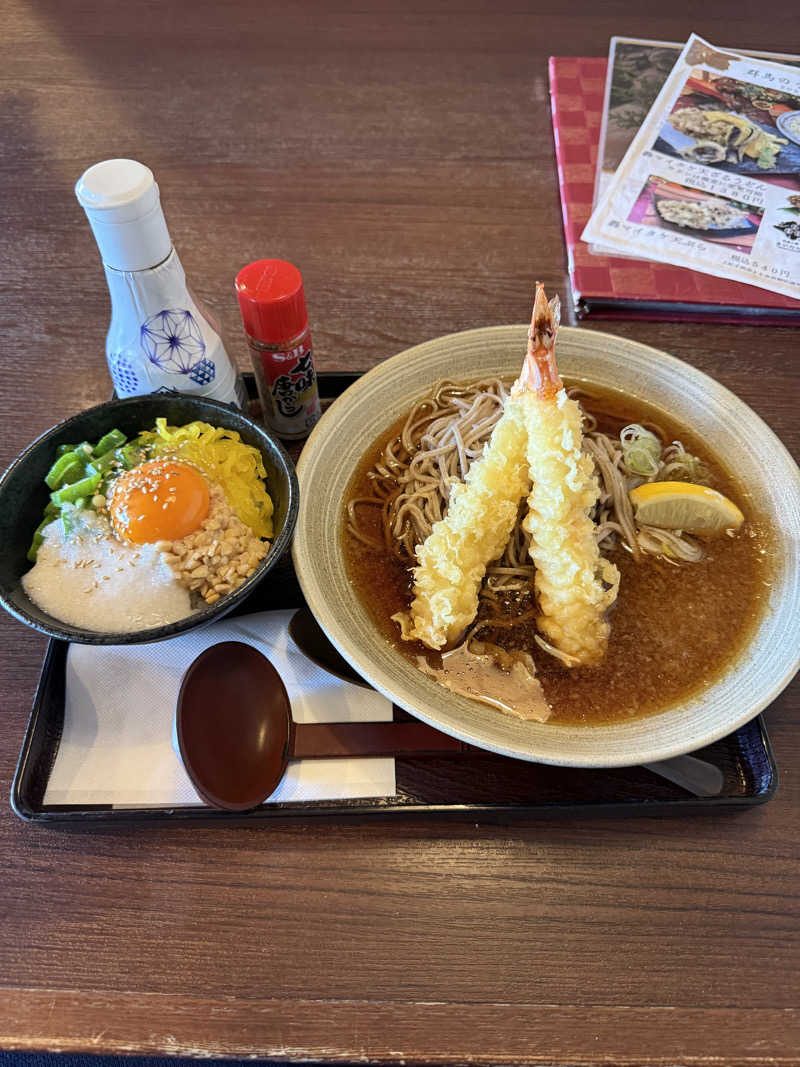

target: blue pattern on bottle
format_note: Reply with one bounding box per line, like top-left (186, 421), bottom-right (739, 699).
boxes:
top-left (188, 358), bottom-right (216, 385)
top-left (141, 308), bottom-right (207, 374)
top-left (110, 353), bottom-right (140, 393)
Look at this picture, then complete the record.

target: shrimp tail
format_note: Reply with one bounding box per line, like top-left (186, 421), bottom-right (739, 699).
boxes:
top-left (513, 283), bottom-right (562, 399)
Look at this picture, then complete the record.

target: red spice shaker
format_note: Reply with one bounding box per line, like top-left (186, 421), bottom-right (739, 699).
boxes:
top-left (234, 259), bottom-right (321, 439)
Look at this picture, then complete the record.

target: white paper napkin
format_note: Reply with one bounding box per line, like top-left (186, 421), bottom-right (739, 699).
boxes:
top-left (44, 610), bottom-right (396, 808)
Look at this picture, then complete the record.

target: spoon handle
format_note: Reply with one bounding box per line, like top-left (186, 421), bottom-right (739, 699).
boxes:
top-left (292, 720), bottom-right (470, 759)
top-left (641, 755), bottom-right (725, 797)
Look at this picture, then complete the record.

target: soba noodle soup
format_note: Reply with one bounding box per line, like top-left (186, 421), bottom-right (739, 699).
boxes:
top-left (344, 377), bottom-right (773, 725)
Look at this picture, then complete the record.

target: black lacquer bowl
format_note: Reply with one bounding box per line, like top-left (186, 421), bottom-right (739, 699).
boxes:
top-left (0, 395), bottom-right (298, 644)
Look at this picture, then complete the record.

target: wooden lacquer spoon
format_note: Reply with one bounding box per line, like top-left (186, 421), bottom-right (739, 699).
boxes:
top-left (176, 641), bottom-right (468, 811)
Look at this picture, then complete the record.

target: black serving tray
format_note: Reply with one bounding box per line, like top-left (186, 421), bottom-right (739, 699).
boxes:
top-left (10, 372), bottom-right (779, 824)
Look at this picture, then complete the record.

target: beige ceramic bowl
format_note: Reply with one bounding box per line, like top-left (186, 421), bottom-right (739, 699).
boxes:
top-left (293, 326), bottom-right (800, 767)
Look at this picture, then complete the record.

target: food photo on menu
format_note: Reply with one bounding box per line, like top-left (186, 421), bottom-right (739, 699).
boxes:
top-left (582, 33), bottom-right (800, 297)
top-left (591, 36), bottom-right (800, 208)
top-left (656, 72), bottom-right (800, 173)
top-left (628, 175), bottom-right (763, 254)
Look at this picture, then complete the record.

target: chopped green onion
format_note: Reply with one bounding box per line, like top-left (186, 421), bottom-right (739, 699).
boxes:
top-left (620, 424), bottom-right (661, 477)
top-left (660, 441), bottom-right (708, 483)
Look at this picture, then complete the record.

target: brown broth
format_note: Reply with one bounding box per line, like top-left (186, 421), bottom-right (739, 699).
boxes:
top-left (343, 381), bottom-right (775, 725)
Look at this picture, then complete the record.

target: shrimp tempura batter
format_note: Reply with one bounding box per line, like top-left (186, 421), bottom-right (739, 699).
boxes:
top-left (393, 408), bottom-right (529, 649)
top-left (397, 283), bottom-right (619, 667)
top-left (514, 287), bottom-right (619, 666)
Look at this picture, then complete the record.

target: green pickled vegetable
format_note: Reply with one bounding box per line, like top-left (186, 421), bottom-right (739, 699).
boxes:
top-left (62, 460), bottom-right (92, 485)
top-left (60, 501), bottom-right (86, 537)
top-left (52, 471), bottom-right (101, 505)
top-left (93, 452), bottom-right (116, 474)
top-left (27, 534), bottom-right (44, 563)
top-left (44, 451), bottom-right (83, 489)
top-left (95, 428), bottom-right (127, 454)
top-left (117, 442), bottom-right (144, 469)
top-left (94, 446), bottom-right (128, 474)
top-left (29, 428), bottom-right (144, 565)
top-left (27, 514), bottom-right (56, 562)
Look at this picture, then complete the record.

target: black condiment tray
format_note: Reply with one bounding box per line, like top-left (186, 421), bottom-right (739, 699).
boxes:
top-left (11, 372), bottom-right (778, 824)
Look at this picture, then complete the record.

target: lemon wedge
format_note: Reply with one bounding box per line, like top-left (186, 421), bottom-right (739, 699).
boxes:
top-left (629, 481), bottom-right (744, 537)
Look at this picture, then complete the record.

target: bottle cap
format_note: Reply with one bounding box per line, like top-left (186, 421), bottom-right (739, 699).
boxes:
top-left (75, 159), bottom-right (172, 272)
top-left (235, 259), bottom-right (309, 345)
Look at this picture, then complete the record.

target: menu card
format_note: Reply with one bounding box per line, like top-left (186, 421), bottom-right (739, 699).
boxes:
top-left (582, 35), bottom-right (800, 300)
top-left (593, 37), bottom-right (800, 216)
top-left (549, 56), bottom-right (799, 321)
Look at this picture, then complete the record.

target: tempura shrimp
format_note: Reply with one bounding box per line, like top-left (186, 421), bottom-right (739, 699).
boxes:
top-left (514, 284), bottom-right (619, 666)
top-left (396, 282), bottom-right (618, 667)
top-left (393, 402), bottom-right (529, 650)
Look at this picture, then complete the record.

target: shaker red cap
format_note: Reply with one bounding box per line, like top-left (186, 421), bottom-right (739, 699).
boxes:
top-left (234, 259), bottom-right (309, 345)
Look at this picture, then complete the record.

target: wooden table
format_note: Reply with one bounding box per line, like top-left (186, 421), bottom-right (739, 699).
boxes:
top-left (1, 2), bottom-right (798, 1064)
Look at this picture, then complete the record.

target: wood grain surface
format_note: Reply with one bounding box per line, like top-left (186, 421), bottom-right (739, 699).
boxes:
top-left (1, 1), bottom-right (798, 1065)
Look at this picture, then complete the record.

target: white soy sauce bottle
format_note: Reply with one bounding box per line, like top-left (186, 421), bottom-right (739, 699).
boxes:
top-left (75, 159), bottom-right (247, 409)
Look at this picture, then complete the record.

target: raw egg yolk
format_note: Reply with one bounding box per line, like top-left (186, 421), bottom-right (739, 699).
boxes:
top-left (110, 460), bottom-right (210, 544)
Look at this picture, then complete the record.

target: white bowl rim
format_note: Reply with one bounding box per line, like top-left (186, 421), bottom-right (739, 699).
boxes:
top-left (293, 324), bottom-right (800, 767)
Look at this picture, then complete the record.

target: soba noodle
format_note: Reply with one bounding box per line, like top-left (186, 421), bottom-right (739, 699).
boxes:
top-left (346, 378), bottom-right (705, 620)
